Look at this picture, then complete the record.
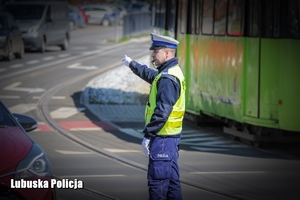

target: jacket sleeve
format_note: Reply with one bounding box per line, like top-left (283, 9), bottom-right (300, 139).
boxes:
top-left (143, 75), bottom-right (180, 138)
top-left (129, 60), bottom-right (158, 84)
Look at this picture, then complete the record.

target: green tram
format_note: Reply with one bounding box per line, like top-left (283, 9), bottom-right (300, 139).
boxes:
top-left (151, 0), bottom-right (300, 146)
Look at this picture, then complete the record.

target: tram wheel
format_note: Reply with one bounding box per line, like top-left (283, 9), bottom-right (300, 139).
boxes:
top-left (227, 120), bottom-right (239, 141)
top-left (252, 126), bottom-right (263, 148)
top-left (243, 125), bottom-right (264, 147)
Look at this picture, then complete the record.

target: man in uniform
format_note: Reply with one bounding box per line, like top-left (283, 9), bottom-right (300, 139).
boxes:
top-left (122, 33), bottom-right (185, 200)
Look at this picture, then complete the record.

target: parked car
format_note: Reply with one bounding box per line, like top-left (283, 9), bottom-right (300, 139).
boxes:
top-left (78, 6), bottom-right (89, 24)
top-left (2, 1), bottom-right (70, 53)
top-left (101, 3), bottom-right (127, 25)
top-left (117, 4), bottom-right (128, 24)
top-left (0, 100), bottom-right (56, 200)
top-left (126, 2), bottom-right (150, 13)
top-left (81, 4), bottom-right (116, 26)
top-left (0, 12), bottom-right (24, 61)
top-left (68, 4), bottom-right (86, 31)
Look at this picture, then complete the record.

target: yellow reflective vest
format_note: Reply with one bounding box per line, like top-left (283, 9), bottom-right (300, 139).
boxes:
top-left (145, 65), bottom-right (185, 136)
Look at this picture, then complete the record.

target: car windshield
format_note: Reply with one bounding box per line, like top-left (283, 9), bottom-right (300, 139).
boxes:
top-left (4, 5), bottom-right (45, 20)
top-left (0, 105), bottom-right (16, 128)
top-left (0, 16), bottom-right (8, 29)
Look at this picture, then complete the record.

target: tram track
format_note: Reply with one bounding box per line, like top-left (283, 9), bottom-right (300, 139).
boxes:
top-left (37, 59), bottom-right (253, 200)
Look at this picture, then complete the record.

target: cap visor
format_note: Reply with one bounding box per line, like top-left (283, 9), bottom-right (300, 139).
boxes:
top-left (149, 44), bottom-right (166, 50)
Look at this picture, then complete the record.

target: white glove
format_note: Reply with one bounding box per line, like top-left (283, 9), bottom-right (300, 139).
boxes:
top-left (141, 137), bottom-right (150, 155)
top-left (122, 55), bottom-right (132, 67)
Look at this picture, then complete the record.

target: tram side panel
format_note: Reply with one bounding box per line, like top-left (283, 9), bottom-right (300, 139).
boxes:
top-left (243, 39), bottom-right (282, 130)
top-left (277, 39), bottom-right (300, 132)
top-left (177, 0), bottom-right (244, 123)
top-left (244, 38), bottom-right (300, 133)
top-left (185, 35), bottom-right (244, 123)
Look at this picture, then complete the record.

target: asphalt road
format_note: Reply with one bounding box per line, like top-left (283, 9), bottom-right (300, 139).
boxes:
top-left (1, 25), bottom-right (300, 200)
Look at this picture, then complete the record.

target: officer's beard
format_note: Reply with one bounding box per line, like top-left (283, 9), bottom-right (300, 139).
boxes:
top-left (151, 59), bottom-right (158, 69)
top-left (151, 59), bottom-right (161, 69)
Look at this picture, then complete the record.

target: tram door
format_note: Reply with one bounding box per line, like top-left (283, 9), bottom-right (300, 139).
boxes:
top-left (244, 0), bottom-right (281, 125)
top-left (243, 0), bottom-right (261, 120)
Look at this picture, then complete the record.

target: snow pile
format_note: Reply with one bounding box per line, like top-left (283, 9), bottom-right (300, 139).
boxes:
top-left (89, 55), bottom-right (151, 104)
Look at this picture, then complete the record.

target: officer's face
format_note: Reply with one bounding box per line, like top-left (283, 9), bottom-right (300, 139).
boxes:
top-left (151, 48), bottom-right (168, 66)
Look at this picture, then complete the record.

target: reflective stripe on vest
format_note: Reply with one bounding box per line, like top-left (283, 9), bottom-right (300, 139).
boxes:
top-left (145, 65), bottom-right (185, 136)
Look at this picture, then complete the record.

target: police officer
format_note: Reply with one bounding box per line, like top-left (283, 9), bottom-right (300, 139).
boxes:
top-left (122, 33), bottom-right (185, 200)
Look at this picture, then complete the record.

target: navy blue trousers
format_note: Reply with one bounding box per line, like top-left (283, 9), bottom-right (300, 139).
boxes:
top-left (147, 137), bottom-right (182, 200)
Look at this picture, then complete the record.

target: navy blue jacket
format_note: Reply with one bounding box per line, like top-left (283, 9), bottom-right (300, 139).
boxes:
top-left (129, 57), bottom-right (181, 138)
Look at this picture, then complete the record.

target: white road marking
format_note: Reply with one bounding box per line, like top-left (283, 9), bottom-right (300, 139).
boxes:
top-left (0, 68), bottom-right (7, 72)
top-left (72, 46), bottom-right (88, 50)
top-left (82, 50), bottom-right (102, 55)
top-left (180, 137), bottom-right (217, 142)
top-left (190, 171), bottom-right (265, 175)
top-left (50, 107), bottom-right (85, 119)
top-left (67, 63), bottom-right (98, 70)
top-left (42, 56), bottom-right (55, 60)
top-left (181, 133), bottom-right (213, 138)
top-left (182, 130), bottom-right (210, 134)
top-left (58, 53), bottom-right (71, 57)
top-left (135, 128), bottom-right (247, 150)
top-left (200, 140), bottom-right (247, 146)
top-left (26, 60), bottom-right (40, 64)
top-left (191, 146), bottom-right (231, 152)
top-left (0, 95), bottom-right (20, 99)
top-left (0, 55), bottom-right (77, 80)
top-left (51, 96), bottom-right (66, 99)
top-left (9, 103), bottom-right (36, 114)
top-left (10, 64), bottom-right (24, 68)
top-left (32, 96), bottom-right (66, 100)
top-left (191, 144), bottom-right (249, 151)
top-left (104, 148), bottom-right (140, 153)
top-left (55, 150), bottom-right (94, 155)
top-left (60, 175), bottom-right (126, 178)
top-left (4, 82), bottom-right (45, 93)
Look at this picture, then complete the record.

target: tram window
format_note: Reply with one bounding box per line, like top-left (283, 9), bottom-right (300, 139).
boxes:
top-left (288, 0), bottom-right (300, 37)
top-left (187, 0), bottom-right (202, 35)
top-left (166, 0), bottom-right (176, 34)
top-left (187, 0), bottom-right (197, 34)
top-left (262, 1), bottom-right (273, 38)
top-left (227, 0), bottom-right (244, 36)
top-left (245, 0), bottom-right (259, 37)
top-left (202, 0), bottom-right (214, 35)
top-left (154, 0), bottom-right (166, 29)
top-left (273, 0), bottom-right (280, 37)
top-left (214, 0), bottom-right (228, 35)
top-left (178, 0), bottom-right (187, 34)
top-left (261, 0), bottom-right (281, 38)
top-left (195, 0), bottom-right (202, 34)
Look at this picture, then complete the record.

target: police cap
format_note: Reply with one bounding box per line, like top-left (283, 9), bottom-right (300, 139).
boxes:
top-left (149, 33), bottom-right (179, 50)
